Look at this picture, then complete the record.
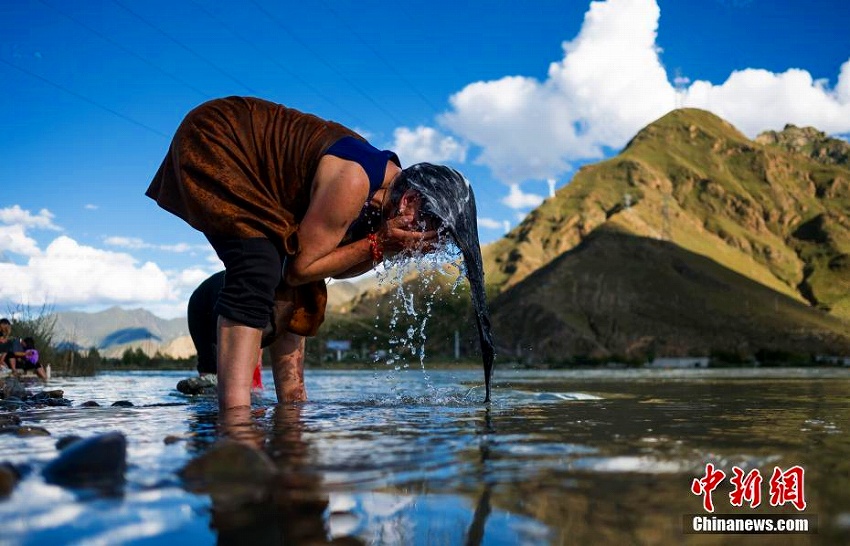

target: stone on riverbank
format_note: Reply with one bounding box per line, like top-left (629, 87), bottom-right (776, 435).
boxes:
top-left (0, 377), bottom-right (73, 409)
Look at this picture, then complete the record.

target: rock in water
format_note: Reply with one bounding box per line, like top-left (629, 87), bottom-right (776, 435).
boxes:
top-left (14, 426), bottom-right (50, 437)
top-left (0, 463), bottom-right (21, 497)
top-left (0, 414), bottom-right (21, 431)
top-left (0, 377), bottom-right (27, 400)
top-left (42, 431), bottom-right (127, 489)
top-left (180, 439), bottom-right (277, 506)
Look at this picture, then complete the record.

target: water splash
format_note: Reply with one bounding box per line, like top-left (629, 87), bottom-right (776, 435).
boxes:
top-left (373, 234), bottom-right (463, 396)
top-left (392, 163), bottom-right (495, 402)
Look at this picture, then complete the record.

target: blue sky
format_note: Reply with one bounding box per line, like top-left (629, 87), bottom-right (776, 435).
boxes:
top-left (2, 0), bottom-right (850, 318)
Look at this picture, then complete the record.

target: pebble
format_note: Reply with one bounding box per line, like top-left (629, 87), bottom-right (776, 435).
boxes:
top-left (13, 426), bottom-right (51, 437)
top-left (80, 401), bottom-right (101, 407)
top-left (111, 401), bottom-right (134, 407)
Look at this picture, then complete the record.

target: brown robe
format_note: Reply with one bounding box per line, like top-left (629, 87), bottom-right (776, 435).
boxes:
top-left (146, 96), bottom-right (360, 337)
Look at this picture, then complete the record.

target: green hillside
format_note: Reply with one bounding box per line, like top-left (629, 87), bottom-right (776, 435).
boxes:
top-left (490, 226), bottom-right (850, 362)
top-left (485, 108), bottom-right (850, 319)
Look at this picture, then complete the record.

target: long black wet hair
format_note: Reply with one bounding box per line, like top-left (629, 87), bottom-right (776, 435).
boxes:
top-left (390, 163), bottom-right (495, 402)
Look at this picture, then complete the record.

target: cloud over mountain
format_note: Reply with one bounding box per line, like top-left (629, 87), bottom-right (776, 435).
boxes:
top-left (435, 0), bottom-right (850, 189)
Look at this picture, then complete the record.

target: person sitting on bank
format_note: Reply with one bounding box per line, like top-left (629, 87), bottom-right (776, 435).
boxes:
top-left (9, 337), bottom-right (47, 381)
top-left (0, 318), bottom-right (18, 371)
top-left (146, 96), bottom-right (470, 411)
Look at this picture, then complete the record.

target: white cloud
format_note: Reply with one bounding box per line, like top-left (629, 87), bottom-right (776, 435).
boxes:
top-left (682, 66), bottom-right (850, 137)
top-left (478, 217), bottom-right (505, 230)
top-left (174, 267), bottom-right (215, 289)
top-left (391, 126), bottom-right (467, 165)
top-left (0, 236), bottom-right (175, 307)
top-left (104, 236), bottom-right (147, 249)
top-left (0, 206), bottom-right (216, 314)
top-left (0, 224), bottom-right (41, 257)
top-left (438, 0), bottom-right (850, 188)
top-left (84, 204), bottom-right (99, 211)
top-left (476, 218), bottom-right (511, 233)
top-left (502, 184), bottom-right (545, 210)
top-left (104, 236), bottom-right (206, 254)
top-left (0, 205), bottom-right (60, 230)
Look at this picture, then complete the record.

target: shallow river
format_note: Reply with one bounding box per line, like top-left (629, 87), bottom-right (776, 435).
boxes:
top-left (1, 367), bottom-right (849, 545)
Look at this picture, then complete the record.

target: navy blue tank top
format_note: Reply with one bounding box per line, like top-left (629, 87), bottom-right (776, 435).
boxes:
top-left (325, 136), bottom-right (400, 196)
top-left (325, 136), bottom-right (400, 242)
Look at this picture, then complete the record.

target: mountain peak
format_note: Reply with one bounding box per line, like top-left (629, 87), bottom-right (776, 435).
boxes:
top-left (624, 108), bottom-right (750, 152)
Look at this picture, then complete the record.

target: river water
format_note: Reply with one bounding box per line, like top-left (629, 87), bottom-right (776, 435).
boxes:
top-left (1, 367), bottom-right (849, 545)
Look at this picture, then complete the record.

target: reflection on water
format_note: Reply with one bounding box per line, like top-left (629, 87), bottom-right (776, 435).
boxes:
top-left (1, 368), bottom-right (849, 545)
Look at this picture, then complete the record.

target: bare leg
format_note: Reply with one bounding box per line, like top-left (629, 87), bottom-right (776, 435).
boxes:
top-left (268, 331), bottom-right (307, 403)
top-left (217, 316), bottom-right (263, 411)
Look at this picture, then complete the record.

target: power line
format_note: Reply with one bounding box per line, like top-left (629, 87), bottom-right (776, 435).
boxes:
top-left (317, 0), bottom-right (442, 114)
top-left (110, 0), bottom-right (261, 96)
top-left (0, 57), bottom-right (168, 138)
top-left (246, 0), bottom-right (405, 127)
top-left (184, 0), bottom-right (368, 127)
top-left (37, 0), bottom-right (211, 100)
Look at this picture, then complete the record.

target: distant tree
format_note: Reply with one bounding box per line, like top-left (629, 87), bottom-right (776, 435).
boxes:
top-left (121, 347), bottom-right (149, 366)
top-left (81, 346), bottom-right (103, 370)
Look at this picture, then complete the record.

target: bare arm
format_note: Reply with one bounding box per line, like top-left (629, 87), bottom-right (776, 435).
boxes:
top-left (333, 258), bottom-right (378, 280)
top-left (285, 159), bottom-right (372, 286)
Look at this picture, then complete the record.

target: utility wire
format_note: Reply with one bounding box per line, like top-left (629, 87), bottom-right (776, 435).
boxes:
top-left (0, 57), bottom-right (168, 138)
top-left (37, 0), bottom-right (211, 100)
top-left (110, 0), bottom-right (261, 96)
top-left (246, 0), bottom-right (405, 127)
top-left (184, 0), bottom-right (367, 127)
top-left (318, 0), bottom-right (442, 114)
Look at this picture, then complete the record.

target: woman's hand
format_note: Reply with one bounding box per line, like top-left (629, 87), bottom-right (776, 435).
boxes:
top-left (378, 210), bottom-right (438, 257)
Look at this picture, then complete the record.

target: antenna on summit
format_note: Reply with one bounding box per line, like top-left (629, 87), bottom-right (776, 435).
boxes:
top-left (673, 70), bottom-right (690, 109)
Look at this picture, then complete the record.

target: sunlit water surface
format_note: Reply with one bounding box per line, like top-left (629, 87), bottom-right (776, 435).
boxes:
top-left (1, 368), bottom-right (850, 545)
